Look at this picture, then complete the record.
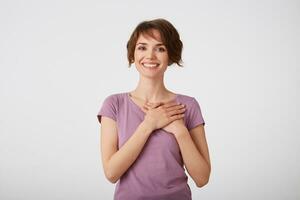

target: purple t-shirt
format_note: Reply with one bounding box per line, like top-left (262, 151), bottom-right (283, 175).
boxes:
top-left (97, 92), bottom-right (205, 200)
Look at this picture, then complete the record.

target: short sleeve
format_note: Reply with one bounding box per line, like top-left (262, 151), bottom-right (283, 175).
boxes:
top-left (97, 95), bottom-right (118, 124)
top-left (186, 97), bottom-right (205, 131)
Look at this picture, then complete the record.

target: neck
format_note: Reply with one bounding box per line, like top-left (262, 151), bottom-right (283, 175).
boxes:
top-left (130, 76), bottom-right (172, 103)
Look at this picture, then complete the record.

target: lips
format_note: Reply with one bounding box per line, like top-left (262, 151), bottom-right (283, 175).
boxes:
top-left (142, 63), bottom-right (160, 68)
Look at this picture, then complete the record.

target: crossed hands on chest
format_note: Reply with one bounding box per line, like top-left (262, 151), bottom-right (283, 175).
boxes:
top-left (141, 101), bottom-right (187, 135)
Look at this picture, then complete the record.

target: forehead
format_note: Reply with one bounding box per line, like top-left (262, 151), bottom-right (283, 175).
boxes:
top-left (136, 29), bottom-right (163, 44)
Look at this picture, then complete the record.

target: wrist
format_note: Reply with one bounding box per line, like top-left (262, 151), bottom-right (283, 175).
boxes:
top-left (140, 121), bottom-right (154, 135)
top-left (174, 126), bottom-right (189, 139)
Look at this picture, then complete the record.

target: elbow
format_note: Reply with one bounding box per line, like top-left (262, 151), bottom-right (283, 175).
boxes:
top-left (104, 171), bottom-right (119, 184)
top-left (195, 169), bottom-right (211, 188)
top-left (103, 162), bottom-right (120, 184)
top-left (196, 177), bottom-right (210, 188)
top-left (106, 176), bottom-right (118, 184)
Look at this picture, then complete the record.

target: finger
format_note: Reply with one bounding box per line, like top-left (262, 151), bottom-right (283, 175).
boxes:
top-left (144, 102), bottom-right (150, 107)
top-left (170, 113), bottom-right (185, 120)
top-left (162, 101), bottom-right (181, 109)
top-left (141, 105), bottom-right (149, 113)
top-left (165, 104), bottom-right (185, 112)
top-left (167, 107), bottom-right (186, 117)
top-left (155, 102), bottom-right (164, 108)
top-left (148, 102), bottom-right (164, 108)
top-left (146, 103), bottom-right (155, 109)
top-left (144, 103), bottom-right (154, 109)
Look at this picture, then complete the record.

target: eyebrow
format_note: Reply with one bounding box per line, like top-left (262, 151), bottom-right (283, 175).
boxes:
top-left (136, 42), bottom-right (165, 46)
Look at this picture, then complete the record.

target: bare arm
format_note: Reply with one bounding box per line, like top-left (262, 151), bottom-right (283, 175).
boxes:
top-left (100, 101), bottom-right (184, 183)
top-left (100, 116), bottom-right (153, 183)
top-left (174, 125), bottom-right (211, 187)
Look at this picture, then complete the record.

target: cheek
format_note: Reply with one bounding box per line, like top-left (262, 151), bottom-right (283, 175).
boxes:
top-left (134, 51), bottom-right (143, 60)
top-left (158, 54), bottom-right (169, 62)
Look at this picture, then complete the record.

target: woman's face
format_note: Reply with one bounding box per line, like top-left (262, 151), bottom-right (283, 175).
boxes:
top-left (133, 29), bottom-right (169, 78)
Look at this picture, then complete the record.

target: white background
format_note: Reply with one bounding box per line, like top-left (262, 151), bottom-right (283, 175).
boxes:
top-left (1, 0), bottom-right (299, 199)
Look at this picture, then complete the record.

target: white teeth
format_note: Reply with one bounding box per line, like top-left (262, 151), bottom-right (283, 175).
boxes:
top-left (143, 63), bottom-right (159, 68)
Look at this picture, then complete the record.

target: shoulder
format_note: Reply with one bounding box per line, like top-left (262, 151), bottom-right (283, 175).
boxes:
top-left (176, 93), bottom-right (198, 105)
top-left (177, 93), bottom-right (205, 129)
top-left (97, 92), bottom-right (127, 122)
top-left (101, 92), bottom-right (129, 108)
top-left (103, 92), bottom-right (127, 102)
top-left (176, 93), bottom-right (204, 115)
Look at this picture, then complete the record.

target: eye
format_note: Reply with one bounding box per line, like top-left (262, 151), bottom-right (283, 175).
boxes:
top-left (157, 47), bottom-right (166, 52)
top-left (137, 46), bottom-right (146, 51)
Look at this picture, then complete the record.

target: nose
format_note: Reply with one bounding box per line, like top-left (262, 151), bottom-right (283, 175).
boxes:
top-left (146, 49), bottom-right (156, 59)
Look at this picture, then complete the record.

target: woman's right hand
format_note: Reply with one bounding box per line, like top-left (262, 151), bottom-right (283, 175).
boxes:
top-left (141, 101), bottom-right (186, 131)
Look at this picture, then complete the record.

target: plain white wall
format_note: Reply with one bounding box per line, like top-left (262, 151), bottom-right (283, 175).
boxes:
top-left (0, 0), bottom-right (299, 199)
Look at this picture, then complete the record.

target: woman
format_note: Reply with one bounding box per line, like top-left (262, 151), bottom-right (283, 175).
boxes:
top-left (97, 18), bottom-right (211, 200)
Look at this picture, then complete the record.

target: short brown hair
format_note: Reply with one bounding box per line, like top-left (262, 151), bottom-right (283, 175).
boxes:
top-left (126, 18), bottom-right (183, 67)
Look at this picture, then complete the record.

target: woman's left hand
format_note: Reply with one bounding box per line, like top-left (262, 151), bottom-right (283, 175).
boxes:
top-left (163, 117), bottom-right (186, 135)
top-left (144, 102), bottom-right (186, 135)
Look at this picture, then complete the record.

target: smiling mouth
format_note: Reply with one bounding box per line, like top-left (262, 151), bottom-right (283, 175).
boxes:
top-left (142, 63), bottom-right (160, 68)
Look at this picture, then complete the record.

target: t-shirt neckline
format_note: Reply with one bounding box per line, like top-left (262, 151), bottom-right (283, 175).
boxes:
top-left (126, 92), bottom-right (179, 114)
